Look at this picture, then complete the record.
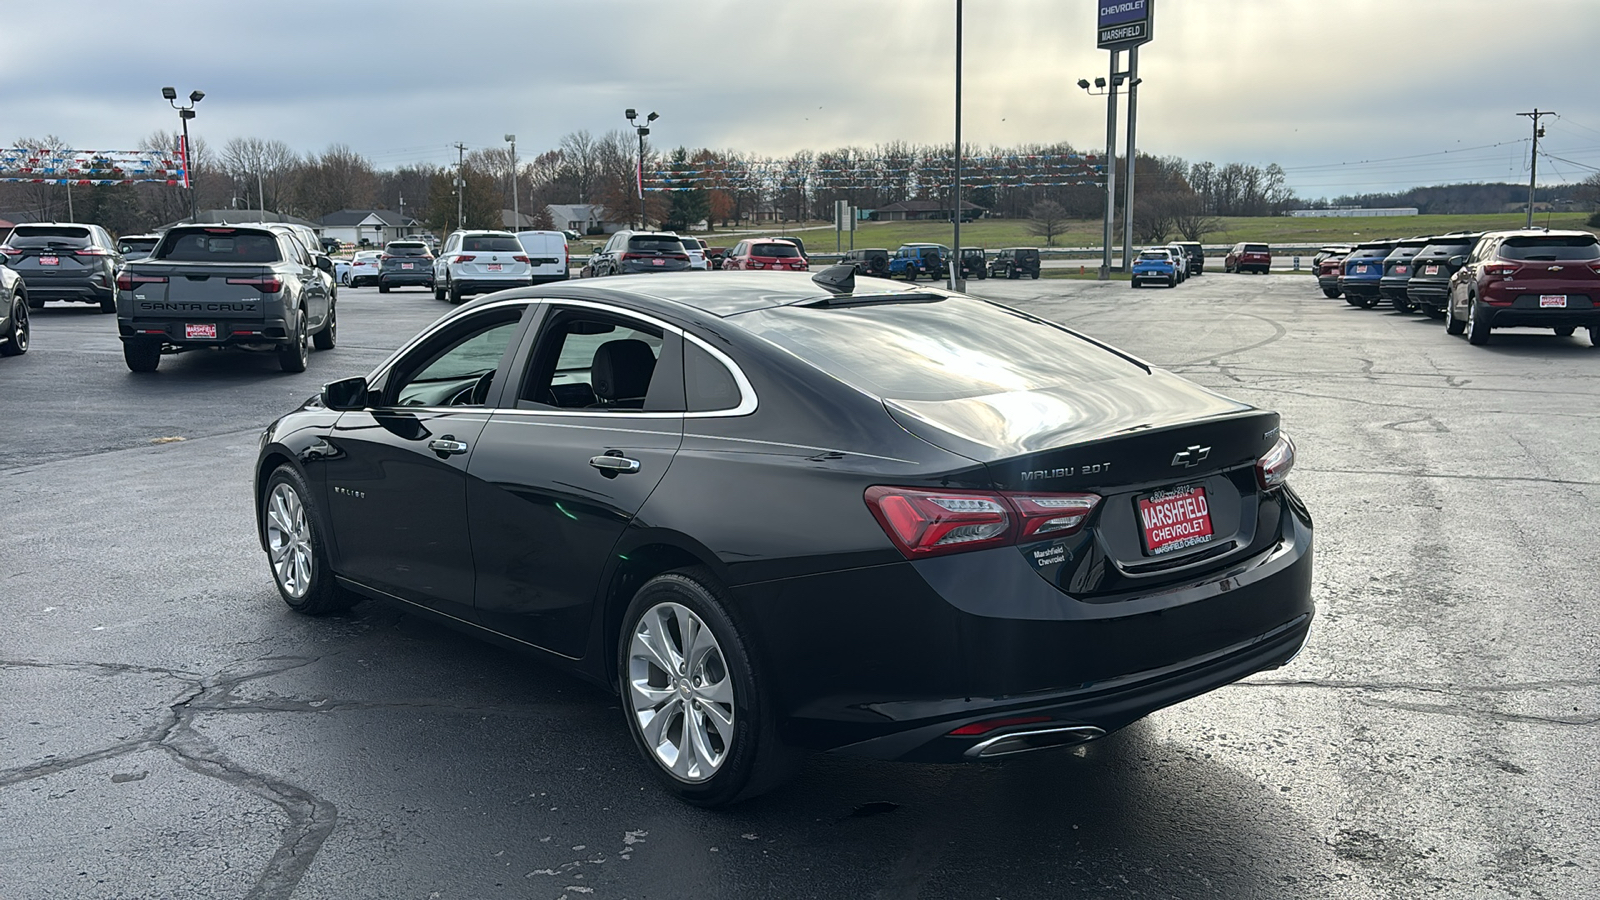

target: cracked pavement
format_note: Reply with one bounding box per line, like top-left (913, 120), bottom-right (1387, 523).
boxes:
top-left (1, 276), bottom-right (1596, 898)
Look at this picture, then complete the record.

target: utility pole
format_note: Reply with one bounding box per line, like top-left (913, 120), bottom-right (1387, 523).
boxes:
top-left (1099, 50), bottom-right (1121, 280)
top-left (1516, 108), bottom-right (1553, 228)
top-left (1120, 46), bottom-right (1141, 273)
top-left (454, 142), bottom-right (468, 232)
top-left (257, 170), bottom-right (265, 213)
top-left (505, 134), bottom-right (518, 231)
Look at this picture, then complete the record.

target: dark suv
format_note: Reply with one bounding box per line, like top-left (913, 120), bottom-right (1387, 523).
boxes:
top-left (595, 231), bottom-right (690, 276)
top-left (989, 247), bottom-right (1040, 279)
top-left (1172, 241), bottom-right (1205, 275)
top-left (1446, 230), bottom-right (1600, 346)
top-left (378, 240), bottom-right (435, 293)
top-left (840, 248), bottom-right (891, 277)
top-left (117, 234), bottom-right (162, 260)
top-left (1405, 233), bottom-right (1482, 319)
top-left (1378, 237), bottom-right (1431, 312)
top-left (1, 223), bottom-right (122, 311)
top-left (958, 247), bottom-right (988, 279)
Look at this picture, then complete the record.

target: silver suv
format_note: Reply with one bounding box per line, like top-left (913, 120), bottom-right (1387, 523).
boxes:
top-left (432, 230), bottom-right (533, 303)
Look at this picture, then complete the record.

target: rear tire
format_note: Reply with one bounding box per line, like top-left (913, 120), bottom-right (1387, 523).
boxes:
top-left (1590, 325), bottom-right (1600, 347)
top-left (1393, 297), bottom-right (1412, 313)
top-left (98, 293), bottom-right (116, 313)
top-left (378, 282), bottom-right (390, 294)
top-left (263, 465), bottom-right (357, 616)
top-left (312, 303), bottom-right (337, 350)
top-left (123, 337), bottom-right (160, 372)
top-left (434, 280), bottom-right (446, 301)
top-left (27, 296), bottom-right (45, 310)
top-left (448, 278), bottom-right (463, 304)
top-left (618, 567), bottom-right (800, 808)
top-left (1, 295), bottom-right (28, 356)
top-left (278, 310), bottom-right (309, 372)
top-left (1466, 299), bottom-right (1491, 345)
top-left (1554, 326), bottom-right (1575, 337)
top-left (1445, 301), bottom-right (1466, 335)
top-left (1322, 287), bottom-right (1341, 298)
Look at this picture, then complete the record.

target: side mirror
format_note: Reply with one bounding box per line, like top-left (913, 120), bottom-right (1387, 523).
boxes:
top-left (322, 376), bottom-right (370, 411)
top-left (315, 256), bottom-right (334, 274)
top-left (1448, 255), bottom-right (1467, 267)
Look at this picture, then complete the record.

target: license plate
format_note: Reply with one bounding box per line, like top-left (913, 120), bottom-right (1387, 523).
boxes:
top-left (486, 264), bottom-right (503, 272)
top-left (1540, 295), bottom-right (1567, 308)
top-left (401, 263), bottom-right (414, 270)
top-left (1425, 265), bottom-right (1440, 275)
top-left (40, 256), bottom-right (59, 266)
top-left (185, 323), bottom-right (217, 339)
top-left (1138, 485), bottom-right (1215, 556)
top-left (1356, 265), bottom-right (1371, 274)
top-left (1395, 266), bottom-right (1408, 274)
top-left (653, 259), bottom-right (665, 266)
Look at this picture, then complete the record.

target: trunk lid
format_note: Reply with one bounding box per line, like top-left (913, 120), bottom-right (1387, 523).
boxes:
top-left (121, 262), bottom-right (275, 319)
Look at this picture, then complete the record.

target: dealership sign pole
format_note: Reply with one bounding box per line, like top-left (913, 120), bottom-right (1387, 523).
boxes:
top-left (1097, 1), bottom-right (1152, 278)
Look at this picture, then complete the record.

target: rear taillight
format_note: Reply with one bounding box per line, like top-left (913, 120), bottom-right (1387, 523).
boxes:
top-left (452, 255), bottom-right (476, 264)
top-left (1256, 434), bottom-right (1296, 490)
top-left (380, 254), bottom-right (392, 261)
top-left (1484, 263), bottom-right (1518, 277)
top-left (226, 275), bottom-right (283, 293)
top-left (75, 246), bottom-right (110, 256)
top-left (1587, 262), bottom-right (1600, 275)
top-left (512, 255), bottom-right (530, 263)
top-left (0, 245), bottom-right (20, 258)
top-left (116, 273), bottom-right (169, 290)
top-left (668, 253), bottom-right (688, 261)
top-left (864, 486), bottom-right (1102, 559)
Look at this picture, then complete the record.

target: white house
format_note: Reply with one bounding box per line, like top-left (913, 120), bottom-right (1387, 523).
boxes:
top-left (546, 203), bottom-right (622, 235)
top-left (318, 209), bottom-right (425, 247)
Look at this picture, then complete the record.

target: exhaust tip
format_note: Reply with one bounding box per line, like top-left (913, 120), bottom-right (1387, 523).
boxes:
top-left (965, 725), bottom-right (1106, 759)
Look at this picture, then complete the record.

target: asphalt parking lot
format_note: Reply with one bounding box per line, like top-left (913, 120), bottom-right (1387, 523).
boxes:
top-left (3, 273), bottom-right (1597, 899)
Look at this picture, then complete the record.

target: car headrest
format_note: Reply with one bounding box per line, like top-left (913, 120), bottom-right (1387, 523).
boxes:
top-left (591, 339), bottom-right (656, 401)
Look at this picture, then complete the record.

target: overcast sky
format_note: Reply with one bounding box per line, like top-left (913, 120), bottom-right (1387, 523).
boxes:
top-left (4, 0), bottom-right (1598, 199)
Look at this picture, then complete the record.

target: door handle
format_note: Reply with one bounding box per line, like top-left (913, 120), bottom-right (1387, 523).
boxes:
top-left (589, 454), bottom-right (641, 474)
top-left (429, 438), bottom-right (469, 455)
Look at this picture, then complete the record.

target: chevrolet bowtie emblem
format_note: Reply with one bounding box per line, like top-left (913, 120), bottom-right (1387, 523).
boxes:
top-left (1171, 445), bottom-right (1210, 468)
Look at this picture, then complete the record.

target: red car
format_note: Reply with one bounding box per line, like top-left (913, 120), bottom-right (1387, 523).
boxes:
top-left (1225, 242), bottom-right (1272, 274)
top-left (723, 239), bottom-right (808, 272)
top-left (1445, 229), bottom-right (1600, 346)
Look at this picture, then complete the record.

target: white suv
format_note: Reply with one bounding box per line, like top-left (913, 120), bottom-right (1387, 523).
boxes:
top-left (433, 230), bottom-right (533, 303)
top-left (670, 235), bottom-right (709, 270)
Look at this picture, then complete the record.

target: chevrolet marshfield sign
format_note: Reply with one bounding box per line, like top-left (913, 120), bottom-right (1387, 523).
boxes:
top-left (1098, 0), bottom-right (1154, 49)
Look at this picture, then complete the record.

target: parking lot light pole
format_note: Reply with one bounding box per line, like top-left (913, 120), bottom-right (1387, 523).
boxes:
top-left (625, 109), bottom-right (658, 229)
top-left (1080, 73), bottom-right (1118, 280)
top-left (505, 134), bottom-right (517, 231)
top-left (1121, 47), bottom-right (1141, 274)
top-left (162, 86), bottom-right (204, 223)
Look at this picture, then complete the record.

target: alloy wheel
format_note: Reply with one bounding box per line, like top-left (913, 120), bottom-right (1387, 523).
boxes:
top-left (12, 299), bottom-right (27, 352)
top-left (628, 601), bottom-right (735, 783)
top-left (265, 482), bottom-right (314, 599)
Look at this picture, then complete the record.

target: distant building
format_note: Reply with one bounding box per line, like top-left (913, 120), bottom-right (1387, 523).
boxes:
top-left (318, 209), bottom-right (424, 247)
top-left (546, 203), bottom-right (622, 234)
top-left (870, 199), bottom-right (986, 222)
top-left (1289, 208), bottom-right (1419, 218)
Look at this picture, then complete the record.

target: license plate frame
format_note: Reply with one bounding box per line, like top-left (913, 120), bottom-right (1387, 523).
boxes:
top-left (185, 323), bottom-right (217, 340)
top-left (1424, 265), bottom-right (1440, 275)
top-left (486, 263), bottom-right (503, 272)
top-left (1137, 484), bottom-right (1215, 556)
top-left (401, 262), bottom-right (414, 270)
top-left (1540, 294), bottom-right (1568, 308)
top-left (1356, 265), bottom-right (1371, 274)
top-left (40, 256), bottom-right (59, 266)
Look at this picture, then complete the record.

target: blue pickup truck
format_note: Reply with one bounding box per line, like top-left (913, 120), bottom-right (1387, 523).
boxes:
top-left (888, 243), bottom-right (948, 281)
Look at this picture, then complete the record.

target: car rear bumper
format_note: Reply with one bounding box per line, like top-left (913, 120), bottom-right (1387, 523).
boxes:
top-left (118, 316), bottom-right (289, 347)
top-left (1378, 278), bottom-right (1412, 300)
top-left (738, 488), bottom-right (1315, 762)
top-left (379, 271), bottom-right (434, 285)
top-left (1317, 275), bottom-right (1341, 291)
top-left (18, 272), bottom-right (112, 301)
top-left (1481, 303), bottom-right (1600, 328)
top-left (1406, 282), bottom-right (1448, 307)
top-left (452, 277), bottom-right (533, 296)
top-left (1340, 279), bottom-right (1380, 298)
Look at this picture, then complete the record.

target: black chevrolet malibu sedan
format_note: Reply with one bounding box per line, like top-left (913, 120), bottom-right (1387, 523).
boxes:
top-left (254, 270), bottom-right (1313, 806)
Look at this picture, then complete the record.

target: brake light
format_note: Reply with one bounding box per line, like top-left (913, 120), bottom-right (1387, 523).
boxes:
top-left (452, 255), bottom-right (476, 264)
top-left (1255, 434), bottom-right (1296, 489)
top-left (512, 255), bottom-right (529, 263)
top-left (1588, 262), bottom-right (1600, 275)
top-left (116, 273), bottom-right (169, 290)
top-left (226, 275), bottom-right (283, 293)
top-left (1484, 263), bottom-right (1518, 277)
top-left (380, 254), bottom-right (392, 261)
top-left (621, 253), bottom-right (648, 260)
top-left (863, 487), bottom-right (1102, 559)
top-left (0, 245), bottom-right (20, 258)
top-left (75, 246), bottom-right (110, 256)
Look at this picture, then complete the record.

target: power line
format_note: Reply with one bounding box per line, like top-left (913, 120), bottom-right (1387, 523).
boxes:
top-left (1278, 139), bottom-right (1531, 174)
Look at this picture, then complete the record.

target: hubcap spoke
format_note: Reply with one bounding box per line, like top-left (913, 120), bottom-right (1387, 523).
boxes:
top-left (628, 600), bottom-right (735, 784)
top-left (267, 483), bottom-right (312, 599)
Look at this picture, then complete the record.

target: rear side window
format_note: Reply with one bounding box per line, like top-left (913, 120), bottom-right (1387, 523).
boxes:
top-left (462, 236), bottom-right (521, 253)
top-left (9, 226), bottom-right (91, 248)
top-left (737, 296), bottom-right (1145, 402)
top-left (629, 236), bottom-right (685, 253)
top-left (1499, 236), bottom-right (1600, 261)
top-left (685, 342), bottom-right (742, 412)
top-left (155, 229), bottom-right (282, 262)
top-left (752, 243), bottom-right (799, 258)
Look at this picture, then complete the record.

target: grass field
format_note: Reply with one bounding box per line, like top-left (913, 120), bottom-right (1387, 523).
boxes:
top-left (650, 211), bottom-right (1597, 256)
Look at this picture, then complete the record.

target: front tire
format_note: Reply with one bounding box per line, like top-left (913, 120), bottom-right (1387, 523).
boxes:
top-left (619, 568), bottom-right (799, 807)
top-left (122, 337), bottom-right (160, 372)
top-left (278, 310), bottom-right (309, 372)
top-left (263, 465), bottom-right (356, 615)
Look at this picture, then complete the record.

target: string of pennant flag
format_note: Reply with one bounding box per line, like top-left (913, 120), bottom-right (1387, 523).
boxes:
top-left (0, 148), bottom-right (187, 185)
top-left (639, 155), bottom-right (1105, 192)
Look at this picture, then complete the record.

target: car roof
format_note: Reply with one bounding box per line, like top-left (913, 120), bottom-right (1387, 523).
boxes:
top-left (466, 271), bottom-right (928, 319)
top-left (1479, 229), bottom-right (1596, 240)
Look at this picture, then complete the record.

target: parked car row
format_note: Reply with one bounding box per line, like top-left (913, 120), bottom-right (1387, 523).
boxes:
top-left (1316, 228), bottom-right (1600, 346)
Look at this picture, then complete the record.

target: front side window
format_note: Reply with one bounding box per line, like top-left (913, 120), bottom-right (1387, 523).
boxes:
top-left (520, 310), bottom-right (672, 412)
top-left (389, 309), bottom-right (525, 407)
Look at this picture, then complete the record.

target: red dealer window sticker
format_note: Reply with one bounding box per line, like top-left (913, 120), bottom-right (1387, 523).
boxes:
top-left (1137, 485), bottom-right (1215, 555)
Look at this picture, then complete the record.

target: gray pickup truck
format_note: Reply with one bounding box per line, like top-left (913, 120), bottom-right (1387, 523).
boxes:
top-left (116, 225), bottom-right (336, 373)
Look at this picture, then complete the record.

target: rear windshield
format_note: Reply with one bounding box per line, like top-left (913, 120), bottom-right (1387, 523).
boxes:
top-left (1175, 243), bottom-right (1203, 254)
top-left (1416, 241), bottom-right (1475, 259)
top-left (155, 228), bottom-right (281, 262)
top-left (752, 243), bottom-right (800, 258)
top-left (9, 226), bottom-right (91, 249)
top-left (1349, 246), bottom-right (1392, 259)
top-left (1139, 251), bottom-right (1171, 261)
top-left (1242, 243), bottom-right (1270, 253)
top-left (462, 235), bottom-right (522, 253)
top-left (628, 236), bottom-right (685, 253)
top-left (386, 243), bottom-right (431, 257)
top-left (736, 296), bottom-right (1143, 402)
top-left (1499, 236), bottom-right (1600, 261)
top-left (354, 251), bottom-right (381, 260)
top-left (1386, 246), bottom-right (1423, 260)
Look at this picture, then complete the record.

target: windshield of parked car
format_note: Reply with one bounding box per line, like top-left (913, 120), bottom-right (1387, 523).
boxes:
top-left (737, 295), bottom-right (1144, 402)
top-left (386, 243), bottom-right (431, 257)
top-left (8, 226), bottom-right (91, 248)
top-left (752, 243), bottom-right (800, 258)
top-left (627, 236), bottom-right (685, 253)
top-left (154, 228), bottom-right (281, 262)
top-left (1499, 236), bottom-right (1600, 261)
top-left (463, 235), bottom-right (522, 253)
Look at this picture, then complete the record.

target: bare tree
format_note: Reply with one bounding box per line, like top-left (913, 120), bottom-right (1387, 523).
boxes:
top-left (558, 130), bottom-right (600, 203)
top-left (1027, 200), bottom-right (1069, 246)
